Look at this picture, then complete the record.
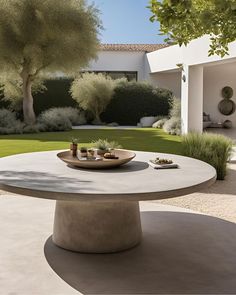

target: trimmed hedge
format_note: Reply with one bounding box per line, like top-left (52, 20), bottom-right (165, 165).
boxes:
top-left (101, 82), bottom-right (172, 125)
top-left (34, 78), bottom-right (76, 115)
top-left (0, 79), bottom-right (172, 126)
top-left (0, 78), bottom-right (75, 114)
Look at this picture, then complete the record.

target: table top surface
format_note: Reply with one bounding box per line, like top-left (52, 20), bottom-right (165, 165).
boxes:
top-left (0, 150), bottom-right (216, 201)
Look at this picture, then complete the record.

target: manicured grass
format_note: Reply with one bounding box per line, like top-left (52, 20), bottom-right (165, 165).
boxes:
top-left (0, 128), bottom-right (182, 158)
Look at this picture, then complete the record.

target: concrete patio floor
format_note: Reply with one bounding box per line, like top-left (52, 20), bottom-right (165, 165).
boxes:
top-left (1, 174), bottom-right (236, 294)
top-left (0, 194), bottom-right (192, 295)
top-left (206, 127), bottom-right (236, 142)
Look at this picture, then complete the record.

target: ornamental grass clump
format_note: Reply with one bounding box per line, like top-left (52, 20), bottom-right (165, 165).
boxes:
top-left (182, 133), bottom-right (234, 180)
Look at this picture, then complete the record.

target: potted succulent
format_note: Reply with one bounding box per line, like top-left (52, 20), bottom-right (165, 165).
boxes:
top-left (70, 138), bottom-right (79, 157)
top-left (80, 147), bottom-right (88, 158)
top-left (92, 139), bottom-right (122, 157)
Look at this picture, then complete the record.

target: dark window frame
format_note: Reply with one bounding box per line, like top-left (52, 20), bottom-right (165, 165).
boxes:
top-left (82, 71), bottom-right (138, 81)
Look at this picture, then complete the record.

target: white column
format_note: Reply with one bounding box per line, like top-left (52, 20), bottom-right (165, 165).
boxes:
top-left (181, 65), bottom-right (203, 134)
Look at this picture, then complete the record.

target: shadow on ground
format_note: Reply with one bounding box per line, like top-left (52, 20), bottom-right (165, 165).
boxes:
top-left (45, 211), bottom-right (236, 294)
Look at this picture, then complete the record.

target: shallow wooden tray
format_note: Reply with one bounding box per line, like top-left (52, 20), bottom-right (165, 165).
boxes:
top-left (57, 149), bottom-right (136, 169)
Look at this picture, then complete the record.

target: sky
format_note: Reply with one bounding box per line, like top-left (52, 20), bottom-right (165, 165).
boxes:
top-left (91, 0), bottom-right (165, 44)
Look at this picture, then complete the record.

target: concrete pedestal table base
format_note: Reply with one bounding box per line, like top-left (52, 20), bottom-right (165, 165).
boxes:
top-left (53, 200), bottom-right (142, 253)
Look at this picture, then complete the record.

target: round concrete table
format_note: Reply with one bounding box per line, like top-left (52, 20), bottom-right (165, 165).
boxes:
top-left (0, 150), bottom-right (216, 253)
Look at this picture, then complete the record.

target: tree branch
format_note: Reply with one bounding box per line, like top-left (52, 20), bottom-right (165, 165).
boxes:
top-left (31, 62), bottom-right (51, 79)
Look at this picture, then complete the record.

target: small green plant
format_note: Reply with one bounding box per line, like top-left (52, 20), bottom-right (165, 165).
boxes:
top-left (80, 147), bottom-right (87, 152)
top-left (92, 139), bottom-right (122, 150)
top-left (108, 141), bottom-right (122, 149)
top-left (182, 132), bottom-right (234, 180)
top-left (71, 137), bottom-right (79, 144)
top-left (92, 139), bottom-right (110, 151)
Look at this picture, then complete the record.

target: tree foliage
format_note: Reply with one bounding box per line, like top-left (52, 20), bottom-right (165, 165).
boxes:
top-left (70, 73), bottom-right (125, 124)
top-left (0, 0), bottom-right (101, 123)
top-left (149, 0), bottom-right (236, 57)
top-left (0, 75), bottom-right (46, 112)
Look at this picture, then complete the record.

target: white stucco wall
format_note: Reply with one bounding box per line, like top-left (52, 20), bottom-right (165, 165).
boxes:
top-left (87, 51), bottom-right (146, 81)
top-left (149, 72), bottom-right (181, 98)
top-left (181, 66), bottom-right (203, 133)
top-left (146, 35), bottom-right (236, 74)
top-left (147, 46), bottom-right (183, 73)
top-left (204, 62), bottom-right (236, 126)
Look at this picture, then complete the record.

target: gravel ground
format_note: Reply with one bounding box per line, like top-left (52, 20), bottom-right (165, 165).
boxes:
top-left (155, 163), bottom-right (236, 223)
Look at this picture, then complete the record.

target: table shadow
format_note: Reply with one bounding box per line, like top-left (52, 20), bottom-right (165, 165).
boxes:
top-left (67, 160), bottom-right (150, 173)
top-left (44, 211), bottom-right (236, 294)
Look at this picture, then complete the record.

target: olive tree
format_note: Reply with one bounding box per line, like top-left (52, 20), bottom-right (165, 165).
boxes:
top-left (0, 0), bottom-right (100, 124)
top-left (71, 73), bottom-right (125, 124)
top-left (149, 0), bottom-right (236, 57)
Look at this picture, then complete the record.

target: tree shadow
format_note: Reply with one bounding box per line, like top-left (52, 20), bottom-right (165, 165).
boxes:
top-left (67, 160), bottom-right (149, 173)
top-left (0, 170), bottom-right (93, 195)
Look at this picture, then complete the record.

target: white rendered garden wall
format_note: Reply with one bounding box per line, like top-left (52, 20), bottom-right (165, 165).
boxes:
top-left (204, 62), bottom-right (236, 126)
top-left (146, 35), bottom-right (236, 133)
top-left (88, 51), bottom-right (146, 81)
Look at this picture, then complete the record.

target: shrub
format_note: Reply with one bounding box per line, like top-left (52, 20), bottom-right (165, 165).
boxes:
top-left (0, 124), bottom-right (23, 135)
top-left (152, 117), bottom-right (168, 128)
top-left (163, 97), bottom-right (181, 135)
top-left (51, 107), bottom-right (86, 125)
top-left (71, 73), bottom-right (124, 124)
top-left (0, 109), bottom-right (19, 127)
top-left (38, 108), bottom-right (72, 131)
top-left (22, 124), bottom-right (41, 134)
top-left (182, 132), bottom-right (234, 180)
top-left (101, 81), bottom-right (172, 125)
top-left (0, 108), bottom-right (24, 134)
top-left (169, 97), bottom-right (181, 118)
top-left (38, 107), bottom-right (86, 132)
top-left (163, 117), bottom-right (181, 135)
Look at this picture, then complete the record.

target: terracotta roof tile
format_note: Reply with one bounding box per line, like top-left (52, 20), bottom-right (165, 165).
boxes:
top-left (100, 44), bottom-right (168, 53)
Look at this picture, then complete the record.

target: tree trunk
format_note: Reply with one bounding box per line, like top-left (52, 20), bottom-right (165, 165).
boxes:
top-left (92, 112), bottom-right (102, 125)
top-left (22, 72), bottom-right (36, 125)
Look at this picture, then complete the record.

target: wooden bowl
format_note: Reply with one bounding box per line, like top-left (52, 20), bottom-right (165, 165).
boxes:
top-left (57, 149), bottom-right (136, 169)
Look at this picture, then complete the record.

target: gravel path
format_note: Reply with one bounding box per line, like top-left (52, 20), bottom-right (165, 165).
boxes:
top-left (156, 163), bottom-right (236, 223)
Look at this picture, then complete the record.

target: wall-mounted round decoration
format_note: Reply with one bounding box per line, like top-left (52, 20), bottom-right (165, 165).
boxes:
top-left (218, 99), bottom-right (236, 116)
top-left (222, 86), bottom-right (233, 99)
top-left (223, 120), bottom-right (233, 129)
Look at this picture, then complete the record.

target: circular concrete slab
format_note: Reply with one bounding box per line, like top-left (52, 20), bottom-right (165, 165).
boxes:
top-left (45, 211), bottom-right (236, 294)
top-left (0, 150), bottom-right (216, 201)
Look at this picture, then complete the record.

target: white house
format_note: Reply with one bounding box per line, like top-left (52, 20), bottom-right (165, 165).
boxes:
top-left (87, 37), bottom-right (236, 134)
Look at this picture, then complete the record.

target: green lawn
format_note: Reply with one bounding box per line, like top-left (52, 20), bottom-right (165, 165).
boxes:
top-left (0, 128), bottom-right (182, 158)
